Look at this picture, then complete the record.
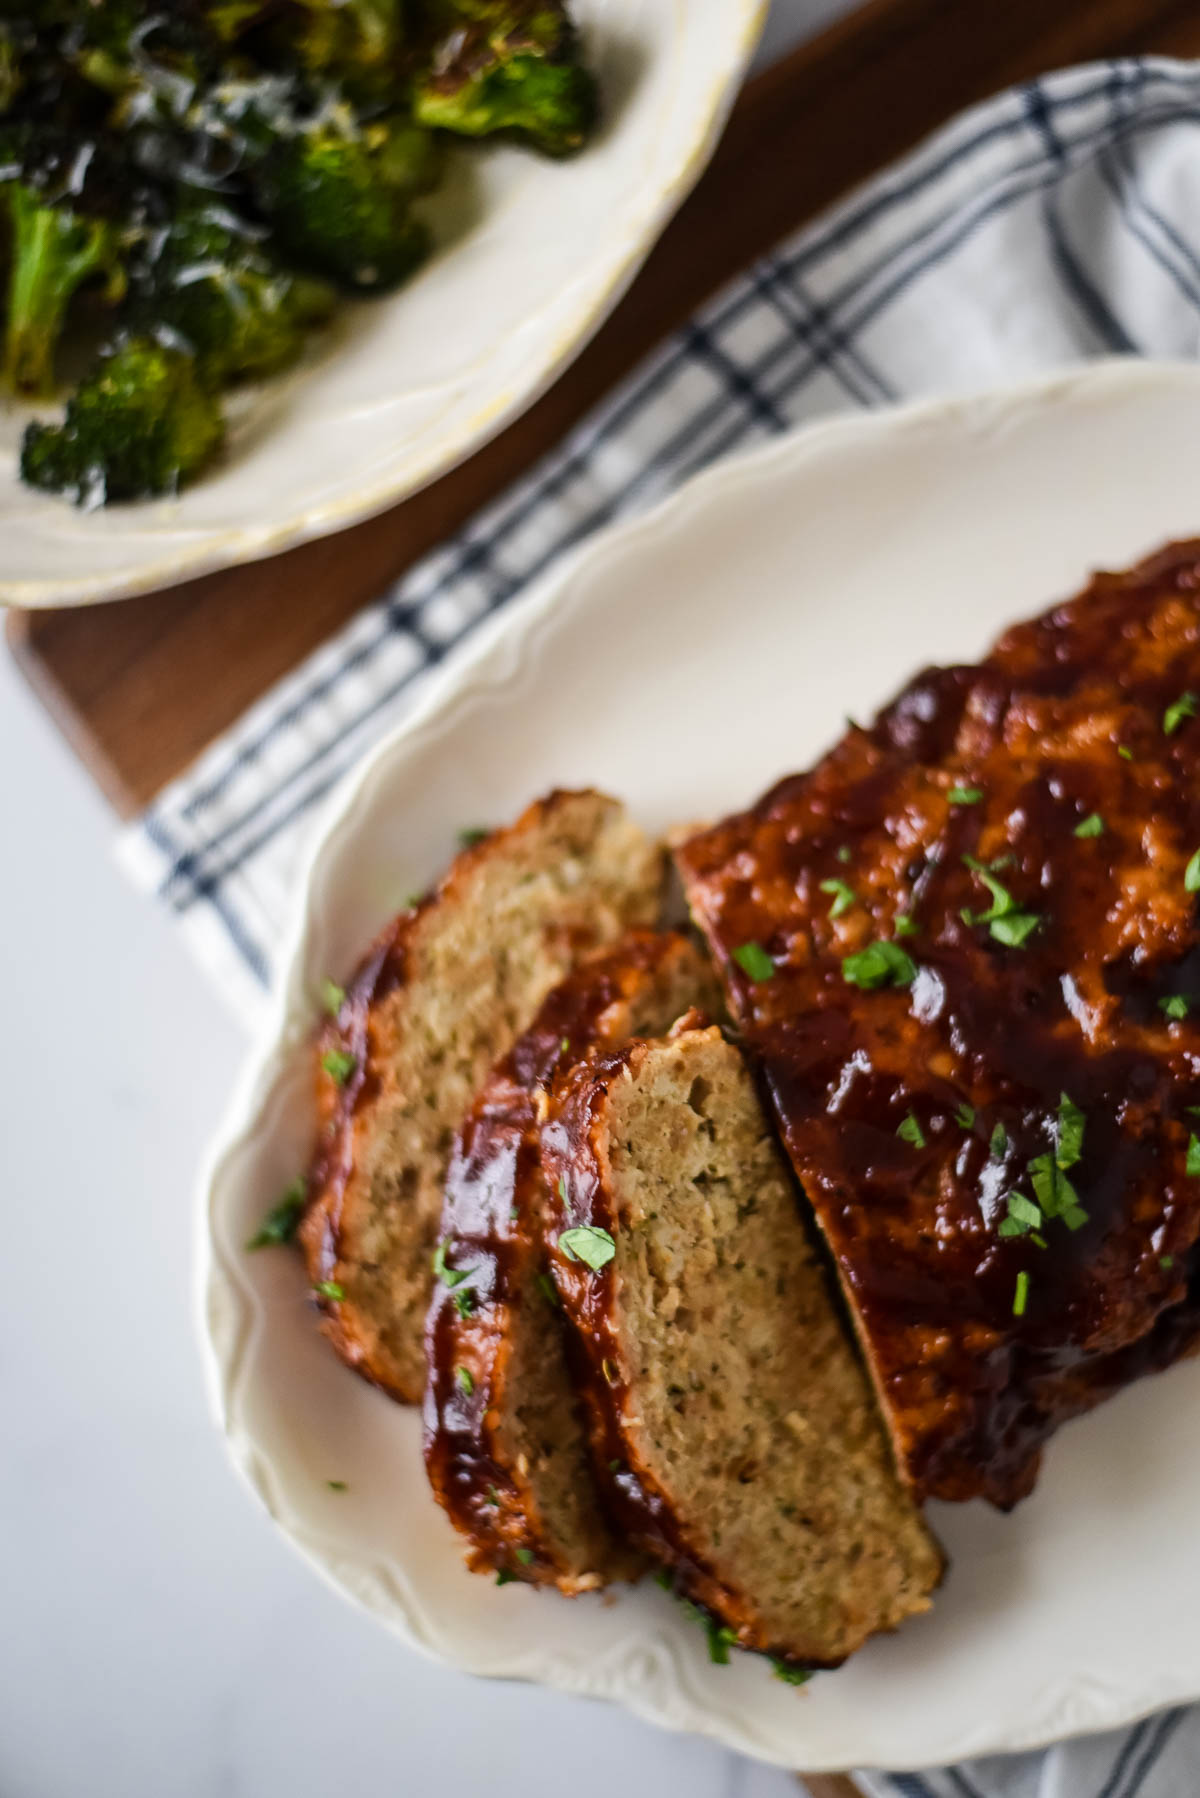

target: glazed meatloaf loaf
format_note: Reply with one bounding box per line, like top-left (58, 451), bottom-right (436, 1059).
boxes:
top-left (676, 539), bottom-right (1200, 1509)
top-left (301, 790), bottom-right (663, 1402)
top-left (424, 931), bottom-right (720, 1592)
top-left (540, 1023), bottom-right (943, 1666)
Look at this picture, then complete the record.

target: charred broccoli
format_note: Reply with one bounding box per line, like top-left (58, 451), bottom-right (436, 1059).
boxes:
top-left (414, 2), bottom-right (596, 157)
top-left (0, 127), bottom-right (132, 395)
top-left (20, 335), bottom-right (224, 502)
top-left (268, 0), bottom-right (405, 89)
top-left (127, 193), bottom-right (336, 381)
top-left (251, 106), bottom-right (438, 289)
top-left (0, 0), bottom-right (600, 505)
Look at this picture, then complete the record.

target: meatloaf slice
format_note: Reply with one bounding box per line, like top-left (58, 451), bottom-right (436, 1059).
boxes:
top-left (675, 539), bottom-right (1200, 1508)
top-left (541, 1024), bottom-right (943, 1668)
top-left (301, 790), bottom-right (664, 1402)
top-left (423, 931), bottom-right (720, 1592)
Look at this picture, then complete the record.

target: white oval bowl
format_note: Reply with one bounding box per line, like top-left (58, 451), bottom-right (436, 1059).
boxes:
top-left (0, 0), bottom-right (764, 608)
top-left (201, 358), bottom-right (1200, 1772)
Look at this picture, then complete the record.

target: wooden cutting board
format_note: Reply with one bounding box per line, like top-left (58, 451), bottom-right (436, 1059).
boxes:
top-left (9, 0), bottom-right (1200, 817)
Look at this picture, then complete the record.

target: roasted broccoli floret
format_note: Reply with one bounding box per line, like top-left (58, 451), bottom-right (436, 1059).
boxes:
top-left (188, 0), bottom-right (404, 88)
top-left (1, 154), bottom-right (128, 394)
top-left (281, 0), bottom-right (404, 86)
top-left (20, 334), bottom-right (224, 502)
top-left (66, 0), bottom-right (235, 105)
top-left (252, 106), bottom-right (438, 289)
top-left (127, 193), bottom-right (335, 382)
top-left (414, 2), bottom-right (596, 157)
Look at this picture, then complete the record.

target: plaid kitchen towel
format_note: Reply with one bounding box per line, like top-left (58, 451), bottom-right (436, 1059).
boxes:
top-left (118, 53), bottom-right (1200, 1798)
top-left (119, 56), bottom-right (1200, 1027)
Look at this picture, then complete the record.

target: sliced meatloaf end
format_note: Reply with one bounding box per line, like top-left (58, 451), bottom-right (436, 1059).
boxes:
top-left (301, 790), bottom-right (664, 1403)
top-left (423, 929), bottom-right (721, 1592)
top-left (541, 1024), bottom-right (944, 1668)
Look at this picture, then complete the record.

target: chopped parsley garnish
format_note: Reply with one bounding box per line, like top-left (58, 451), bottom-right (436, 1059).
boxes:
top-left (453, 1289), bottom-right (475, 1319)
top-left (894, 912), bottom-right (919, 937)
top-left (432, 1238), bottom-right (472, 1289)
top-left (897, 1112), bottom-right (926, 1148)
top-left (1161, 995), bottom-right (1190, 1021)
top-left (457, 827), bottom-right (489, 848)
top-left (1055, 1093), bottom-right (1085, 1170)
top-left (246, 1176), bottom-right (307, 1249)
top-left (314, 1280), bottom-right (344, 1301)
top-left (1074, 813), bottom-right (1105, 839)
top-left (486, 1486), bottom-right (500, 1506)
top-left (1013, 1270), bottom-right (1030, 1317)
top-left (455, 1366), bottom-right (474, 1395)
top-left (495, 1569), bottom-right (516, 1586)
top-left (560, 1036), bottom-right (570, 1056)
top-left (836, 845), bottom-right (853, 864)
top-left (989, 911), bottom-right (1041, 948)
top-left (327, 1480), bottom-right (347, 1492)
top-left (536, 1271), bottom-right (560, 1308)
top-left (1164, 691), bottom-right (1198, 735)
top-left (733, 941), bottom-right (775, 981)
top-left (1186, 849), bottom-right (1200, 894)
top-left (961, 854), bottom-right (1040, 948)
top-left (515, 1547), bottom-right (534, 1566)
top-left (954, 1102), bottom-right (975, 1128)
top-left (993, 1103), bottom-right (1087, 1242)
top-left (557, 1174), bottom-right (568, 1203)
top-left (1188, 1134), bottom-right (1200, 1179)
top-left (653, 1568), bottom-right (674, 1591)
top-left (841, 940), bottom-right (917, 990)
top-left (818, 877), bottom-right (856, 919)
top-left (1161, 1255), bottom-right (1176, 1271)
top-left (681, 1600), bottom-right (737, 1665)
top-left (998, 1192), bottom-right (1042, 1238)
top-left (1029, 1154), bottom-right (1088, 1229)
top-left (558, 1225), bottom-right (616, 1271)
top-left (1118, 746), bottom-right (1133, 761)
top-left (771, 1659), bottom-right (814, 1687)
top-left (948, 786), bottom-right (983, 805)
top-left (321, 1048), bottom-right (356, 1086)
top-left (320, 978), bottom-right (346, 1016)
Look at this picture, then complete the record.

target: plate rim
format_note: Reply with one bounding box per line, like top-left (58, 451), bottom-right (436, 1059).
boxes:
top-left (197, 355), bottom-right (1200, 1771)
top-left (2, 0), bottom-right (767, 611)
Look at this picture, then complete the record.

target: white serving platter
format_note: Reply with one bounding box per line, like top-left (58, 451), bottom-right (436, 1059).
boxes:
top-left (200, 358), bottom-right (1200, 1771)
top-left (0, 0), bottom-right (764, 608)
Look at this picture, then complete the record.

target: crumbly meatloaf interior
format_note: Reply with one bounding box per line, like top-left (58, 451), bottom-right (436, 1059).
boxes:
top-left (424, 932), bottom-right (720, 1592)
top-left (302, 789), bottom-right (664, 1401)
top-left (546, 1026), bottom-right (943, 1666)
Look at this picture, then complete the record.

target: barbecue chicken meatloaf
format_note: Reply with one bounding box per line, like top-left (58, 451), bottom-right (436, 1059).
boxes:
top-left (301, 790), bottom-right (664, 1402)
top-left (540, 1023), bottom-right (943, 1666)
top-left (424, 931), bottom-right (720, 1592)
top-left (675, 539), bottom-right (1200, 1509)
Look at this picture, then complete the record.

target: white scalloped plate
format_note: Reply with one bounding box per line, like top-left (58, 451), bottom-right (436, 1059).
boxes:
top-left (0, 0), bottom-right (763, 608)
top-left (201, 359), bottom-right (1200, 1772)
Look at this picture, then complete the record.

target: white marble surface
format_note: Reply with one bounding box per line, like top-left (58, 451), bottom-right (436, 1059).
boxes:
top-left (0, 5), bottom-right (859, 1794)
